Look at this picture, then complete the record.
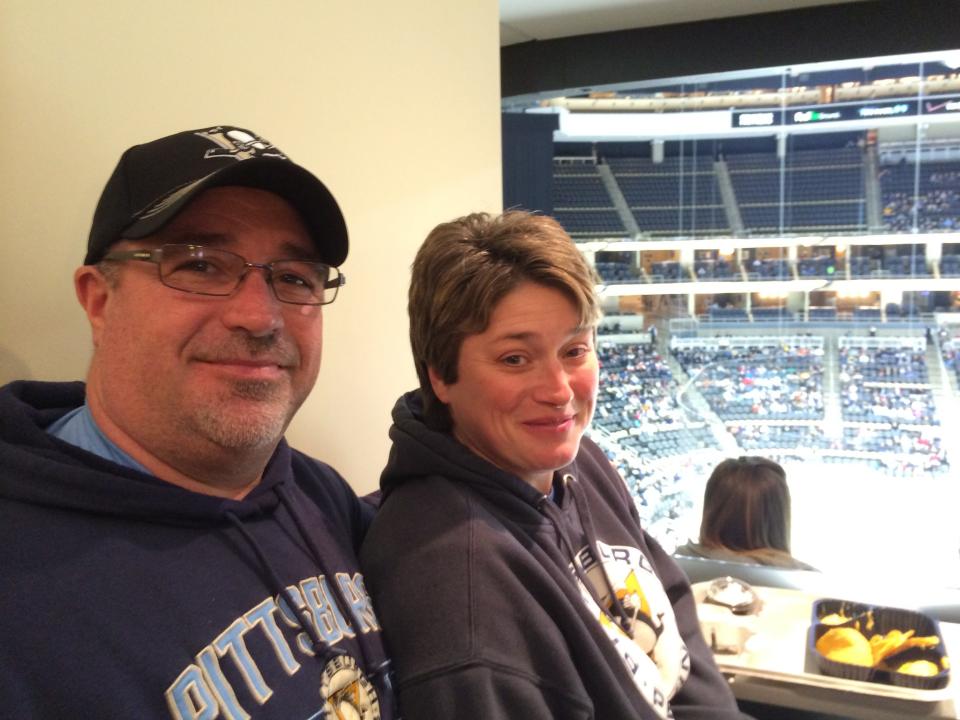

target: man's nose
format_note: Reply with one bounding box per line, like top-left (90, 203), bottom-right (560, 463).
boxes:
top-left (219, 268), bottom-right (284, 337)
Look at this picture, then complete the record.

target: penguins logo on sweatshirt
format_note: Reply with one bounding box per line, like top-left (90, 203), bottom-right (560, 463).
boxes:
top-left (320, 655), bottom-right (381, 720)
top-left (576, 541), bottom-right (691, 720)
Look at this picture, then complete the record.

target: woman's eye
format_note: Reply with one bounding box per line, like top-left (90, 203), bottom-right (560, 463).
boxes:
top-left (502, 355), bottom-right (526, 366)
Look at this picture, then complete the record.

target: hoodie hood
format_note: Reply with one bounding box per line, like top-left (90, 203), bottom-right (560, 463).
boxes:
top-left (0, 380), bottom-right (289, 525)
top-left (381, 389), bottom-right (547, 508)
top-left (383, 389), bottom-right (643, 633)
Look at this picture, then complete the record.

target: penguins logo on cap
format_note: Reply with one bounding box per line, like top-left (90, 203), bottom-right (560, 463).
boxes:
top-left (194, 126), bottom-right (287, 162)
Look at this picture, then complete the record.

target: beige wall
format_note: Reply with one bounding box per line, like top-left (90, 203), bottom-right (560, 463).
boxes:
top-left (0, 1), bottom-right (502, 494)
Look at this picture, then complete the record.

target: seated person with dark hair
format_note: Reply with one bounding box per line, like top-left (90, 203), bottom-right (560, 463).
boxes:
top-left (675, 456), bottom-right (816, 571)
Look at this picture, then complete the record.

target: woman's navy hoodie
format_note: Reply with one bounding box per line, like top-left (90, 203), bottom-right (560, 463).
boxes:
top-left (361, 391), bottom-right (749, 720)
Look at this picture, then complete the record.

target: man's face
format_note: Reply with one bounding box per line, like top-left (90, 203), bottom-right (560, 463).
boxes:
top-left (83, 186), bottom-right (325, 465)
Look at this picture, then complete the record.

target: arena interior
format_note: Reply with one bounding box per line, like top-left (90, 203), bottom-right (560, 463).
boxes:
top-left (504, 50), bottom-right (960, 587)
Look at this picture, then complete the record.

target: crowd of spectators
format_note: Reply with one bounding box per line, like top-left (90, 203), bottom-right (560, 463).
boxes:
top-left (594, 343), bottom-right (690, 433)
top-left (589, 341), bottom-right (718, 550)
top-left (843, 425), bottom-right (945, 461)
top-left (881, 167), bottom-right (960, 233)
top-left (671, 343), bottom-right (825, 421)
top-left (838, 345), bottom-right (929, 383)
top-left (940, 328), bottom-right (960, 385)
top-left (590, 335), bottom-right (950, 531)
top-left (729, 423), bottom-right (830, 451)
top-left (842, 385), bottom-right (937, 425)
top-left (839, 343), bottom-right (938, 425)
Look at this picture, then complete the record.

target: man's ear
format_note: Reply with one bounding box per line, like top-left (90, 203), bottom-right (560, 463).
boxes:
top-left (427, 366), bottom-right (451, 403)
top-left (74, 266), bottom-right (112, 348)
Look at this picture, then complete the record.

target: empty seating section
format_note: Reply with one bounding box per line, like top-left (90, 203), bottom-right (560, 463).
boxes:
top-left (694, 259), bottom-right (736, 279)
top-left (797, 257), bottom-right (837, 277)
top-left (553, 174), bottom-right (613, 208)
top-left (633, 207), bottom-right (729, 235)
top-left (607, 156), bottom-right (730, 237)
top-left (808, 307), bottom-right (837, 320)
top-left (839, 339), bottom-right (937, 425)
top-left (850, 256), bottom-right (878, 276)
top-left (853, 306), bottom-right (881, 321)
top-left (553, 209), bottom-right (626, 236)
top-left (881, 161), bottom-right (960, 232)
top-left (595, 261), bottom-right (642, 284)
top-left (649, 261), bottom-right (684, 281)
top-left (751, 306), bottom-right (795, 321)
top-left (708, 307), bottom-right (749, 321)
top-left (671, 340), bottom-right (825, 421)
top-left (883, 254), bottom-right (930, 276)
top-left (550, 150), bottom-right (960, 242)
top-left (743, 258), bottom-right (792, 279)
top-left (727, 148), bottom-right (866, 233)
top-left (941, 254), bottom-right (960, 276)
top-left (551, 161), bottom-right (629, 238)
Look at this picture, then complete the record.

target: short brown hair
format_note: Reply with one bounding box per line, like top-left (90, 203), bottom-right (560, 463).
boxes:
top-left (408, 211), bottom-right (600, 430)
top-left (699, 456), bottom-right (792, 553)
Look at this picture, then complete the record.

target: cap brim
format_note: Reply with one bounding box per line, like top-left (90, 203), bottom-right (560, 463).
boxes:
top-left (119, 158), bottom-right (348, 266)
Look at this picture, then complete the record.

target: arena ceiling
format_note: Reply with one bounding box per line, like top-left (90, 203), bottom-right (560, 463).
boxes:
top-left (500, 0), bottom-right (869, 46)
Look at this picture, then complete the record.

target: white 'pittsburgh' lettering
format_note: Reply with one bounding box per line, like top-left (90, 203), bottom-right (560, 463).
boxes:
top-left (245, 599), bottom-right (301, 675)
top-left (164, 573), bottom-right (374, 720)
top-left (336, 573), bottom-right (382, 634)
top-left (213, 618), bottom-right (273, 706)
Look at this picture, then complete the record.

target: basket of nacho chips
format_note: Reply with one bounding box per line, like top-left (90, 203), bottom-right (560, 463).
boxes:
top-left (808, 598), bottom-right (950, 690)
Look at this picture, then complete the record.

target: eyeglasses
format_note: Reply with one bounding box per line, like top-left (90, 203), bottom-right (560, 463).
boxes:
top-left (102, 244), bottom-right (345, 306)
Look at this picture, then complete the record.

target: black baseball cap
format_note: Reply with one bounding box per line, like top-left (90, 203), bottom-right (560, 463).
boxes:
top-left (85, 125), bottom-right (348, 266)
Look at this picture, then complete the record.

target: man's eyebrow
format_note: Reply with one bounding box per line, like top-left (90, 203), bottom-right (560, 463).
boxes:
top-left (159, 230), bottom-right (229, 246)
top-left (154, 231), bottom-right (317, 260)
top-left (277, 240), bottom-right (320, 260)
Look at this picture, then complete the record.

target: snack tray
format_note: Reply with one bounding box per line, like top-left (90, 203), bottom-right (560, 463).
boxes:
top-left (714, 651), bottom-right (953, 703)
top-left (692, 583), bottom-right (955, 705)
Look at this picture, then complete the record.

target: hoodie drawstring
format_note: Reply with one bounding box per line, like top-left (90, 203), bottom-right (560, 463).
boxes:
top-left (541, 474), bottom-right (635, 638)
top-left (224, 482), bottom-right (393, 697)
top-left (223, 509), bottom-right (345, 667)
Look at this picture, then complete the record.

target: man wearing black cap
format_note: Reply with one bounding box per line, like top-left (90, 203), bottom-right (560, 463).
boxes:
top-left (0, 126), bottom-right (396, 719)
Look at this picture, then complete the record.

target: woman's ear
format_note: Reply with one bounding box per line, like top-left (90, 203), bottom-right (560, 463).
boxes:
top-left (74, 265), bottom-right (112, 348)
top-left (427, 366), bottom-right (451, 403)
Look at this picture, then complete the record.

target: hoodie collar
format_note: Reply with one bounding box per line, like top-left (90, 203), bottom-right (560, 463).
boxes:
top-left (0, 380), bottom-right (286, 524)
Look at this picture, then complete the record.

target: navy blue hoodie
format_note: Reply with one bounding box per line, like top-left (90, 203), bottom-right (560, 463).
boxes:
top-left (0, 381), bottom-right (395, 719)
top-left (361, 391), bottom-right (749, 720)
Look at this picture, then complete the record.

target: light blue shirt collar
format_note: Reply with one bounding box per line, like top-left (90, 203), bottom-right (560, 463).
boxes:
top-left (46, 403), bottom-right (152, 474)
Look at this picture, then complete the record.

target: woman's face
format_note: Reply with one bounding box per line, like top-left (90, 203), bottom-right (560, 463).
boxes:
top-left (429, 281), bottom-right (598, 493)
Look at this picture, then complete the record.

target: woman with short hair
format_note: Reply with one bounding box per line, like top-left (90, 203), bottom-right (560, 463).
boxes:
top-left (361, 211), bottom-right (750, 719)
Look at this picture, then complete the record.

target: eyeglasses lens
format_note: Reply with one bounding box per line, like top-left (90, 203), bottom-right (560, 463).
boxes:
top-left (157, 246), bottom-right (339, 305)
